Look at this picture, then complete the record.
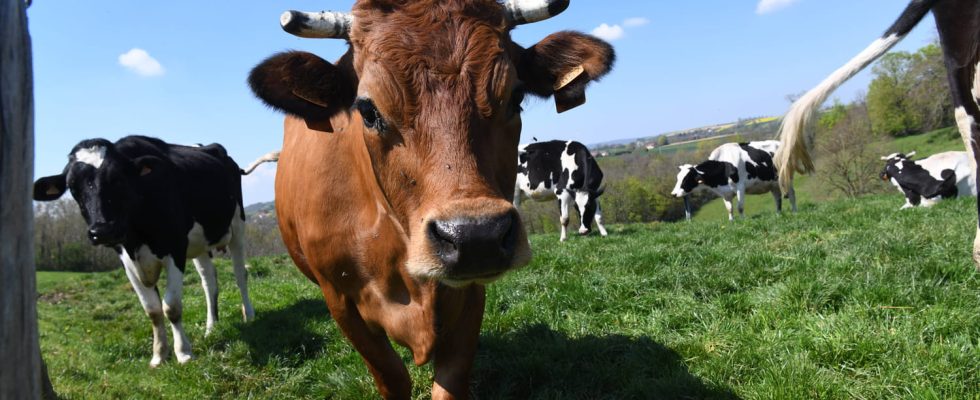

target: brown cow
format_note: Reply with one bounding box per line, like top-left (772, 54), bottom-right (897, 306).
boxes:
top-left (247, 0), bottom-right (614, 398)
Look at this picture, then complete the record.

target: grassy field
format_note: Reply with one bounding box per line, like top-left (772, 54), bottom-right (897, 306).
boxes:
top-left (693, 127), bottom-right (964, 222)
top-left (37, 194), bottom-right (980, 399)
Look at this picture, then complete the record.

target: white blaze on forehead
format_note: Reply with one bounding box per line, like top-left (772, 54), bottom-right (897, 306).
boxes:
top-left (74, 146), bottom-right (107, 168)
top-left (672, 164), bottom-right (695, 195)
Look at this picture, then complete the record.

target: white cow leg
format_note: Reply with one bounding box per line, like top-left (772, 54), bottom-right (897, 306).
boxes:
top-left (229, 223), bottom-right (255, 322)
top-left (192, 256), bottom-right (219, 335)
top-left (558, 192), bottom-right (572, 242)
top-left (121, 257), bottom-right (169, 367)
top-left (723, 195), bottom-right (735, 221)
top-left (594, 200), bottom-right (609, 237)
top-left (162, 258), bottom-right (193, 364)
top-left (574, 191), bottom-right (591, 235)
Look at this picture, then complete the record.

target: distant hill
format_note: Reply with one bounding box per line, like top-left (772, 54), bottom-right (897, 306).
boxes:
top-left (589, 116), bottom-right (781, 153)
top-left (245, 201), bottom-right (276, 219)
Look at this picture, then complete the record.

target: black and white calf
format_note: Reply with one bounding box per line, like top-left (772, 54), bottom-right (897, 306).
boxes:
top-left (514, 140), bottom-right (608, 241)
top-left (775, 0), bottom-right (980, 268)
top-left (33, 135), bottom-right (259, 367)
top-left (672, 140), bottom-right (796, 220)
top-left (880, 151), bottom-right (976, 209)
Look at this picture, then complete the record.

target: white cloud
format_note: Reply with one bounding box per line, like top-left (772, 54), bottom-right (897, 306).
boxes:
top-left (118, 48), bottom-right (165, 77)
top-left (623, 17), bottom-right (650, 28)
top-left (756, 0), bottom-right (800, 15)
top-left (591, 23), bottom-right (625, 41)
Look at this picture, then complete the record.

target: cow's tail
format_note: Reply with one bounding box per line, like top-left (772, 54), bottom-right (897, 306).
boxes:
top-left (775, 0), bottom-right (939, 192)
top-left (594, 181), bottom-right (606, 197)
top-left (241, 150), bottom-right (281, 175)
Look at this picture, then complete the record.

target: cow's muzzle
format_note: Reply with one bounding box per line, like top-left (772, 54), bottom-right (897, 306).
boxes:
top-left (427, 211), bottom-right (519, 282)
top-left (88, 222), bottom-right (124, 246)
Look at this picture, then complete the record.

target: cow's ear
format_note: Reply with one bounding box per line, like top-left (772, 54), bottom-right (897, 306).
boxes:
top-left (906, 151), bottom-right (917, 158)
top-left (518, 31), bottom-right (615, 113)
top-left (33, 174), bottom-right (67, 201)
top-left (132, 156), bottom-right (169, 180)
top-left (248, 51), bottom-right (356, 132)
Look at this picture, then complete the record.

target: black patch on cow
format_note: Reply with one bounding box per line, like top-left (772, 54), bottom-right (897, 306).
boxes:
top-left (32, 135), bottom-right (246, 273)
top-left (693, 160), bottom-right (739, 188)
top-left (738, 143), bottom-right (778, 182)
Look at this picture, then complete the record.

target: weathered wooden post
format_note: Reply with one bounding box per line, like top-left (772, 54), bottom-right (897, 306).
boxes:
top-left (0, 0), bottom-right (50, 398)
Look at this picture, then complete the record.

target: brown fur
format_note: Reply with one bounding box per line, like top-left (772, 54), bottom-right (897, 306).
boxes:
top-left (250, 1), bottom-right (614, 398)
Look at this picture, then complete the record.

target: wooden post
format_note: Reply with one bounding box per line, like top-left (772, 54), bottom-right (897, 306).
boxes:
top-left (0, 0), bottom-right (47, 399)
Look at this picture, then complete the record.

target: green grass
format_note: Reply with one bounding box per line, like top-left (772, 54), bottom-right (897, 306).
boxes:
top-left (38, 195), bottom-right (980, 398)
top-left (693, 127), bottom-right (964, 222)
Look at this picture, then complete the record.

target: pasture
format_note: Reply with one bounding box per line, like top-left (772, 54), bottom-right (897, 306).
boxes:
top-left (38, 195), bottom-right (980, 399)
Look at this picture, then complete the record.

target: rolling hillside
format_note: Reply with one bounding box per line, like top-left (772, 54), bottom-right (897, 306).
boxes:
top-left (36, 195), bottom-right (980, 398)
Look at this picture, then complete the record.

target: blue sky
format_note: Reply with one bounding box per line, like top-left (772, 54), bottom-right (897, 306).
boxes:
top-left (29, 0), bottom-right (938, 205)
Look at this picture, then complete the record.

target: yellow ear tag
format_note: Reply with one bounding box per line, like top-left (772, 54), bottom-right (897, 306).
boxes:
top-left (46, 186), bottom-right (61, 196)
top-left (554, 65), bottom-right (585, 91)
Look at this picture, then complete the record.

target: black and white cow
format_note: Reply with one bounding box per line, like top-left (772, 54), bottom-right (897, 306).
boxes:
top-left (33, 135), bottom-right (261, 367)
top-left (672, 140), bottom-right (796, 220)
top-left (880, 151), bottom-right (976, 209)
top-left (775, 0), bottom-right (980, 268)
top-left (514, 140), bottom-right (608, 241)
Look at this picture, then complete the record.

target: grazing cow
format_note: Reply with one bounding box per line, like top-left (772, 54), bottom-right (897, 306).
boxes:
top-left (775, 0), bottom-right (980, 269)
top-left (671, 140), bottom-right (797, 220)
top-left (247, 1), bottom-right (614, 398)
top-left (514, 140), bottom-right (609, 241)
top-left (32, 135), bottom-right (257, 367)
top-left (880, 151), bottom-right (976, 209)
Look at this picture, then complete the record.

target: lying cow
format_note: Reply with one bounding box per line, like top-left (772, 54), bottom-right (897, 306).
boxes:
top-left (671, 140), bottom-right (796, 220)
top-left (774, 0), bottom-right (980, 268)
top-left (33, 135), bottom-right (262, 367)
top-left (880, 151), bottom-right (976, 209)
top-left (247, 0), bottom-right (614, 398)
top-left (514, 140), bottom-right (609, 241)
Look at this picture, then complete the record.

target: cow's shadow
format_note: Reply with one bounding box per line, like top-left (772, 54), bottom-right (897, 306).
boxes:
top-left (473, 324), bottom-right (739, 399)
top-left (236, 298), bottom-right (330, 366)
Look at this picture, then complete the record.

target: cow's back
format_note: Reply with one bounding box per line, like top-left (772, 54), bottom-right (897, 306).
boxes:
top-left (917, 151), bottom-right (977, 196)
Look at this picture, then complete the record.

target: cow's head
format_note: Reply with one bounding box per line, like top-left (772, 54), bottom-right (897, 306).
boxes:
top-left (671, 164), bottom-right (703, 197)
top-left (33, 139), bottom-right (165, 247)
top-left (879, 151), bottom-right (916, 181)
top-left (249, 0), bottom-right (614, 286)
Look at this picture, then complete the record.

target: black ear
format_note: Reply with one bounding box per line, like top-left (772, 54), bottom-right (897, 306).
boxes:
top-left (518, 31), bottom-right (615, 113)
top-left (248, 51), bottom-right (355, 131)
top-left (133, 155), bottom-right (169, 180)
top-left (34, 174), bottom-right (67, 201)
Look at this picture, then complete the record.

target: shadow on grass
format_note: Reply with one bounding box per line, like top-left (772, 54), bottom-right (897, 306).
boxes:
top-left (474, 324), bottom-right (739, 399)
top-left (237, 298), bottom-right (330, 367)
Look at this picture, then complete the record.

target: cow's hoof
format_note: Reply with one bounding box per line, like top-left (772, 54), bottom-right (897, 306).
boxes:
top-left (242, 305), bottom-right (255, 322)
top-left (149, 355), bottom-right (165, 368)
top-left (175, 352), bottom-right (194, 364)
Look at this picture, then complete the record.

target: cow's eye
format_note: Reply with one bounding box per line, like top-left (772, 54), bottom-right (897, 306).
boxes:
top-left (355, 98), bottom-right (385, 132)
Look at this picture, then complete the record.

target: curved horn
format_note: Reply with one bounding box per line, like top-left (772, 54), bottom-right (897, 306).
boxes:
top-left (504, 0), bottom-right (570, 25)
top-left (280, 10), bottom-right (353, 39)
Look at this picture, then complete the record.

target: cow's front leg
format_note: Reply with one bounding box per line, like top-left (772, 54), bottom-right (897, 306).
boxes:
top-left (163, 257), bottom-right (193, 363)
top-left (120, 254), bottom-right (169, 367)
top-left (558, 191), bottom-right (573, 242)
top-left (722, 195), bottom-right (735, 221)
top-left (324, 289), bottom-right (411, 399)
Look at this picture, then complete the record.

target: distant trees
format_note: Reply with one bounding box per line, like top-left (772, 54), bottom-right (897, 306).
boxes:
top-left (813, 98), bottom-right (887, 198)
top-left (867, 44), bottom-right (953, 137)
